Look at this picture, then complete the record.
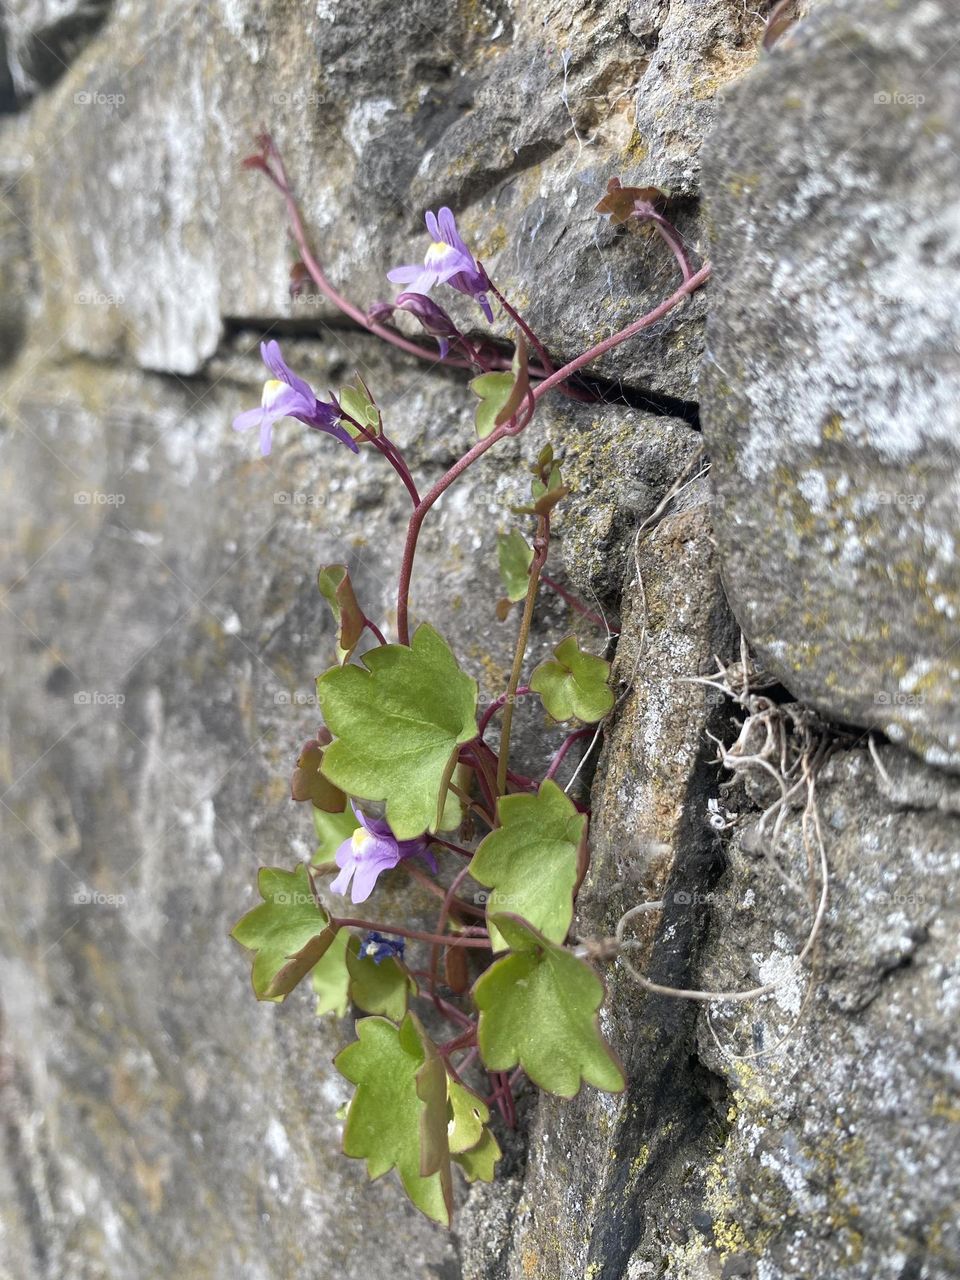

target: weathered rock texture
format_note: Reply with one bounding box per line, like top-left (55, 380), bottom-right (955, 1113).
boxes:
top-left (701, 0), bottom-right (960, 770)
top-left (1, 0), bottom-right (959, 1278)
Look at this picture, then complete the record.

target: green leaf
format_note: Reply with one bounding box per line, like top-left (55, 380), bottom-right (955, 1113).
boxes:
top-left (468, 780), bottom-right (586, 951)
top-left (468, 333), bottom-right (530, 438)
top-left (415, 1034), bottom-right (451, 1194)
top-left (316, 622), bottom-right (478, 839)
top-left (497, 530), bottom-right (533, 603)
top-left (470, 372), bottom-right (514, 439)
top-left (473, 913), bottom-right (625, 1098)
top-left (437, 782), bottom-right (463, 833)
top-left (336, 1013), bottom-right (453, 1225)
top-left (515, 442), bottom-right (570, 516)
top-left (453, 1126), bottom-right (501, 1183)
top-left (291, 738), bottom-right (347, 812)
top-left (312, 798), bottom-right (360, 864)
top-left (347, 936), bottom-right (416, 1020)
top-left (447, 1078), bottom-right (490, 1154)
top-left (311, 927), bottom-right (352, 1016)
top-left (317, 564), bottom-right (365, 665)
top-left (530, 635), bottom-right (614, 723)
top-left (231, 864), bottom-right (336, 1002)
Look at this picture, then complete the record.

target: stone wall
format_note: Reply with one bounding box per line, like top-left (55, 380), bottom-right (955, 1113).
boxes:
top-left (1, 1), bottom-right (957, 1278)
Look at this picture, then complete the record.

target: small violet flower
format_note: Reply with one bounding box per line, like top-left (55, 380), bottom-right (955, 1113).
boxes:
top-left (360, 931), bottom-right (405, 965)
top-left (388, 208), bottom-right (494, 322)
top-left (233, 340), bottom-right (359, 457)
top-left (369, 292), bottom-right (461, 360)
top-left (330, 805), bottom-right (437, 904)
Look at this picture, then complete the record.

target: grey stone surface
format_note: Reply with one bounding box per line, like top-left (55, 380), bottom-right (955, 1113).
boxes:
top-left (21, 0), bottom-right (754, 387)
top-left (700, 0), bottom-right (960, 771)
top-left (629, 745), bottom-right (960, 1280)
top-left (3, 0), bottom-right (960, 1277)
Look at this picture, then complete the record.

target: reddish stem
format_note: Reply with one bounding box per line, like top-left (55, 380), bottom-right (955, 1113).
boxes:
top-left (331, 918), bottom-right (491, 948)
top-left (362, 616), bottom-right (387, 646)
top-left (531, 264), bottom-right (711, 403)
top-left (544, 727), bottom-right (593, 781)
top-left (395, 265), bottom-right (710, 643)
top-left (429, 863), bottom-right (476, 996)
top-left (478, 685), bottom-right (532, 735)
top-left (540, 575), bottom-right (614, 631)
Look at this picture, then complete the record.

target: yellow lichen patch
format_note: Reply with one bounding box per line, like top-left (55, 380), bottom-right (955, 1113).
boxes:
top-left (931, 1093), bottom-right (960, 1123)
top-left (622, 129), bottom-right (648, 164)
top-left (822, 412), bottom-right (845, 442)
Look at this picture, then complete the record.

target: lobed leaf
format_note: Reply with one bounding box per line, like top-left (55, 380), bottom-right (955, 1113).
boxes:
top-left (338, 379), bottom-right (381, 438)
top-left (291, 738), bottom-right (347, 812)
top-left (317, 564), bottom-right (365, 665)
top-left (468, 780), bottom-right (586, 951)
top-left (497, 529), bottom-right (534, 603)
top-left (469, 334), bottom-right (529, 438)
top-left (594, 175), bottom-right (668, 224)
top-left (335, 1013), bottom-right (453, 1225)
top-left (231, 864), bottom-right (337, 1001)
top-left (453, 1127), bottom-right (501, 1183)
top-left (530, 635), bottom-right (614, 723)
top-left (311, 927), bottom-right (352, 1016)
top-left (473, 914), bottom-right (625, 1098)
top-left (316, 623), bottom-right (478, 839)
top-left (347, 936), bottom-right (417, 1020)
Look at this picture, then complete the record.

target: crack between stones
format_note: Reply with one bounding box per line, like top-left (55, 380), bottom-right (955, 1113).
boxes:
top-left (221, 315), bottom-right (702, 429)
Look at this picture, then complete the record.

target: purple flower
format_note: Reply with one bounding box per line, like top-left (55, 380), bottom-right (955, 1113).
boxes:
top-left (387, 208), bottom-right (494, 322)
top-left (359, 932), bottom-right (406, 965)
top-left (373, 291), bottom-right (461, 360)
top-left (330, 806), bottom-right (436, 904)
top-left (233, 340), bottom-right (360, 457)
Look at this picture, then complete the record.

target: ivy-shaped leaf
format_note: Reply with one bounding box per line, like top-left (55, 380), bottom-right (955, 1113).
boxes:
top-left (317, 565), bottom-right (365, 665)
top-left (497, 529), bottom-right (533, 603)
top-left (231, 864), bottom-right (337, 1002)
top-left (312, 798), bottom-right (360, 864)
top-left (453, 1127), bottom-right (501, 1183)
top-left (291, 737), bottom-right (347, 812)
top-left (468, 780), bottom-right (586, 951)
top-left (316, 622), bottom-right (478, 840)
top-left (415, 1033), bottom-right (452, 1197)
top-left (335, 1013), bottom-right (453, 1225)
top-left (469, 335), bottom-right (529, 438)
top-left (310, 931), bottom-right (416, 1019)
top-left (447, 1078), bottom-right (490, 1154)
top-left (594, 175), bottom-right (667, 224)
top-left (346, 936), bottom-right (417, 1020)
top-left (473, 913), bottom-right (625, 1098)
top-left (470, 372), bottom-right (515, 439)
top-left (311, 927), bottom-right (352, 1016)
top-left (530, 635), bottom-right (614, 723)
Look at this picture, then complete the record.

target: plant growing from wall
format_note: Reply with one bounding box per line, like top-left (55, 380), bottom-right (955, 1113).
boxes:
top-left (230, 141), bottom-right (711, 1223)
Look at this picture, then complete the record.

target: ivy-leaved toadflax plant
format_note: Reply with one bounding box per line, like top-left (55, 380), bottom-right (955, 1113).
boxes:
top-left (230, 137), bottom-right (711, 1224)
